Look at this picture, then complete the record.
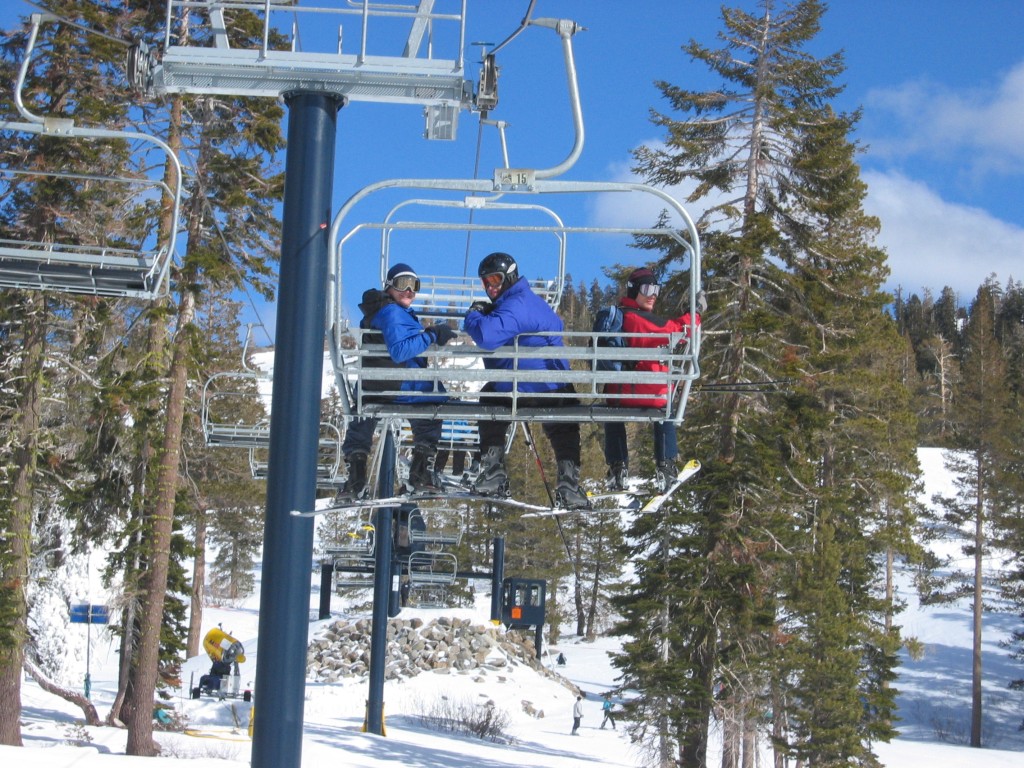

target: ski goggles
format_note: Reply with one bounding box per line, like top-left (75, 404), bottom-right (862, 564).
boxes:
top-left (637, 282), bottom-right (661, 297)
top-left (481, 272), bottom-right (505, 290)
top-left (387, 273), bottom-right (420, 293)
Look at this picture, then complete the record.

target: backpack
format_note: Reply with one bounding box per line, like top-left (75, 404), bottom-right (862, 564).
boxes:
top-left (593, 305), bottom-right (626, 372)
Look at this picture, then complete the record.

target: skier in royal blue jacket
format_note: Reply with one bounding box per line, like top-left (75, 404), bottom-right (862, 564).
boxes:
top-left (462, 252), bottom-right (587, 508)
top-left (338, 263), bottom-right (455, 500)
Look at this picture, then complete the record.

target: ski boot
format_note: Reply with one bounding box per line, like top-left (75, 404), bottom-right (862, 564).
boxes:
top-left (472, 446), bottom-right (509, 497)
top-left (556, 460), bottom-right (590, 509)
top-left (655, 460), bottom-right (678, 493)
top-left (406, 444), bottom-right (443, 495)
top-left (606, 462), bottom-right (628, 492)
top-left (334, 452), bottom-right (368, 503)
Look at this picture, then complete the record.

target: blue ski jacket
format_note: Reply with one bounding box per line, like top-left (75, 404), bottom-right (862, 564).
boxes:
top-left (359, 289), bottom-right (447, 403)
top-left (463, 277), bottom-right (570, 393)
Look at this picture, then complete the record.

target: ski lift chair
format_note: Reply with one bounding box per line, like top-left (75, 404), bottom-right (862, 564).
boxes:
top-left (406, 583), bottom-right (451, 609)
top-left (406, 505), bottom-right (465, 549)
top-left (406, 550), bottom-right (458, 587)
top-left (201, 371), bottom-right (272, 448)
top-left (327, 179), bottom-right (702, 429)
top-left (327, 516), bottom-right (377, 589)
top-left (247, 422), bottom-right (344, 487)
top-left (0, 14), bottom-right (182, 299)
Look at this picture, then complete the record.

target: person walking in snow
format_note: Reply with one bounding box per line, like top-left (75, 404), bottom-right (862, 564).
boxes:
top-left (600, 695), bottom-right (616, 730)
top-left (571, 694), bottom-right (584, 735)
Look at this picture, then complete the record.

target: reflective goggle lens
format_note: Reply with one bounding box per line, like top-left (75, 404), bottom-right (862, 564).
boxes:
top-left (390, 274), bottom-right (420, 293)
top-left (638, 282), bottom-right (661, 297)
top-left (481, 273), bottom-right (504, 289)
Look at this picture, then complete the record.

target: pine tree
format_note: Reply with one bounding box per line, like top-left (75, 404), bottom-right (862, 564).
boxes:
top-left (184, 289), bottom-right (267, 650)
top-left (0, 1), bottom-right (285, 753)
top-left (618, 2), bottom-right (919, 764)
top-left (926, 281), bottom-right (1015, 747)
top-left (992, 282), bottom-right (1024, 680)
top-left (0, 2), bottom-right (150, 743)
top-left (123, 0), bottom-right (286, 745)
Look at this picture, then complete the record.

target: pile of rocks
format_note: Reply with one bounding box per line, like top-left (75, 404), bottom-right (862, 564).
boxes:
top-left (306, 616), bottom-right (549, 684)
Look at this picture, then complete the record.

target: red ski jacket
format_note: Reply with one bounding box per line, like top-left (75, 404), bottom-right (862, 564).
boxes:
top-left (604, 296), bottom-right (700, 409)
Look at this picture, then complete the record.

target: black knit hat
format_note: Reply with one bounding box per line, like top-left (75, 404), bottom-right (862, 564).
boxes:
top-left (626, 267), bottom-right (657, 299)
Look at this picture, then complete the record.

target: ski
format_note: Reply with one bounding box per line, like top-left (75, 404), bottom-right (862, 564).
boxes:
top-left (586, 490), bottom-right (642, 510)
top-left (292, 461), bottom-right (700, 519)
top-left (290, 490), bottom-right (559, 518)
top-left (638, 458), bottom-right (701, 514)
top-left (519, 505), bottom-right (621, 519)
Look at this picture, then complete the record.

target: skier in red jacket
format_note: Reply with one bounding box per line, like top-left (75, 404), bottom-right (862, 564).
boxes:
top-left (602, 267), bottom-right (702, 492)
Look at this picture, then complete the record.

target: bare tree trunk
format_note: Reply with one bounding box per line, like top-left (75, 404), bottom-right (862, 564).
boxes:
top-left (721, 697), bottom-right (738, 768)
top-left (741, 710), bottom-right (756, 768)
top-left (188, 511), bottom-right (208, 658)
top-left (970, 453), bottom-right (984, 748)
top-left (571, 524), bottom-right (585, 636)
top-left (585, 518), bottom-right (607, 640)
top-left (24, 656), bottom-right (100, 726)
top-left (0, 294), bottom-right (47, 746)
top-left (124, 290), bottom-right (196, 756)
top-left (772, 686), bottom-right (786, 768)
top-left (107, 494), bottom-right (147, 727)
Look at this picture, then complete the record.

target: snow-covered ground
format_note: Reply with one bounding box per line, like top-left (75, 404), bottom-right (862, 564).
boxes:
top-left (7, 447), bottom-right (1024, 766)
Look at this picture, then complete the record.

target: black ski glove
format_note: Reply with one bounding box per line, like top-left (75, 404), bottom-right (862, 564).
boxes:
top-left (429, 323), bottom-right (457, 346)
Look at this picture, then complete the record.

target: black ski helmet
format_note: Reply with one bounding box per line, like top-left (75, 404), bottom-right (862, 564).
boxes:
top-left (478, 252), bottom-right (519, 293)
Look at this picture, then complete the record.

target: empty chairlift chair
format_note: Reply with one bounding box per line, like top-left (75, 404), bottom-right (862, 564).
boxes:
top-left (0, 14), bottom-right (182, 300)
top-left (327, 515), bottom-right (377, 590)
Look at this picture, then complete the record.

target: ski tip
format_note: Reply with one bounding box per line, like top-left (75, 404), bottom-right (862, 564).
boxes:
top-left (683, 458), bottom-right (701, 472)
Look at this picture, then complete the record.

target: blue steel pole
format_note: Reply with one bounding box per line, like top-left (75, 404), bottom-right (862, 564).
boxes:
top-left (491, 537), bottom-right (505, 623)
top-left (366, 429), bottom-right (397, 735)
top-left (251, 91), bottom-right (342, 768)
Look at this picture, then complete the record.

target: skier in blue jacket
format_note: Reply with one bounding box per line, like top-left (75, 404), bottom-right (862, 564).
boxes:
top-left (338, 263), bottom-right (455, 499)
top-left (463, 252), bottom-right (587, 508)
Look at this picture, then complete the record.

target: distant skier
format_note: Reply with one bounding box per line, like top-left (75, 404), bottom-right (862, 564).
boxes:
top-left (600, 695), bottom-right (616, 730)
top-left (571, 694), bottom-right (584, 735)
top-left (557, 652), bottom-right (567, 666)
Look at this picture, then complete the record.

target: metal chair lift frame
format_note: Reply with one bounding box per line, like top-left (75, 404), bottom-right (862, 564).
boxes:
top-left (405, 583), bottom-right (450, 609)
top-left (0, 13), bottom-right (183, 300)
top-left (375, 196), bottom-right (570, 320)
top-left (142, 1), bottom-right (472, 140)
top-left (328, 179), bottom-right (702, 426)
top-left (326, 14), bottom-right (702, 428)
top-left (326, 514), bottom-right (377, 589)
top-left (399, 418), bottom-right (479, 454)
top-left (407, 505), bottom-right (465, 548)
top-left (405, 550), bottom-right (458, 586)
top-left (248, 421), bottom-right (344, 487)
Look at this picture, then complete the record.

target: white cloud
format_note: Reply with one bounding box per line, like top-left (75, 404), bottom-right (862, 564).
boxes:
top-left (589, 155), bottom-right (1024, 301)
top-left (865, 61), bottom-right (1024, 172)
top-left (864, 170), bottom-right (1024, 299)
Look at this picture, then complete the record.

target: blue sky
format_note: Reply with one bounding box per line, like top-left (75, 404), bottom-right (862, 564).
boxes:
top-left (3, 1), bottom-right (1022, 340)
